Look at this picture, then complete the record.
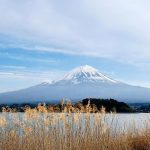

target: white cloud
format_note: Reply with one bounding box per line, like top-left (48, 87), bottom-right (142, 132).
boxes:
top-left (0, 65), bottom-right (26, 70)
top-left (0, 0), bottom-right (150, 65)
top-left (0, 51), bottom-right (58, 64)
top-left (0, 68), bottom-right (66, 91)
top-left (0, 66), bottom-right (67, 92)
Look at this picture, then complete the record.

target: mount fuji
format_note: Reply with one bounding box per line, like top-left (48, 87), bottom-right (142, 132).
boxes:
top-left (0, 65), bottom-right (150, 103)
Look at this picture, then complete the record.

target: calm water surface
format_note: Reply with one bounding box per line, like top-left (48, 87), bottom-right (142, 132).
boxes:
top-left (1, 113), bottom-right (150, 133)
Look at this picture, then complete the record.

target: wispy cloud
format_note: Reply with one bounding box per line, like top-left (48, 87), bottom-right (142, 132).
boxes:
top-left (0, 51), bottom-right (59, 64)
top-left (0, 65), bottom-right (26, 70)
top-left (0, 0), bottom-right (150, 65)
top-left (0, 67), bottom-right (67, 92)
top-left (0, 69), bottom-right (66, 81)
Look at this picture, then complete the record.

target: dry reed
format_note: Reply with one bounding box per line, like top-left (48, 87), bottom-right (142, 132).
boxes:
top-left (0, 102), bottom-right (150, 150)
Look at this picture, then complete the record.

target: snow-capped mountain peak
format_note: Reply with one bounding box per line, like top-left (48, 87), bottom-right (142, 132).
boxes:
top-left (53, 65), bottom-right (118, 85)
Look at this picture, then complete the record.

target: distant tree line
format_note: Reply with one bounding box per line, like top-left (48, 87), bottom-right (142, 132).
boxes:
top-left (0, 98), bottom-right (134, 113)
top-left (82, 98), bottom-right (134, 113)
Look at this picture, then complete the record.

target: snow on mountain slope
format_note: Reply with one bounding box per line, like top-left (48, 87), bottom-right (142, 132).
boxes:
top-left (53, 65), bottom-right (118, 85)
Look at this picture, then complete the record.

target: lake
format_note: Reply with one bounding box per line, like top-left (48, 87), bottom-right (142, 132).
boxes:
top-left (0, 113), bottom-right (150, 134)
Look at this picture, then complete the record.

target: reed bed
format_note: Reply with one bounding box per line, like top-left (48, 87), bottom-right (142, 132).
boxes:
top-left (0, 102), bottom-right (150, 150)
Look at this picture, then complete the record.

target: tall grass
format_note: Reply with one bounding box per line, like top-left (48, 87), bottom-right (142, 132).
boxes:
top-left (0, 103), bottom-right (150, 150)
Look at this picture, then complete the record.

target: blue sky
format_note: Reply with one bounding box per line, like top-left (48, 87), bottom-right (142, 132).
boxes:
top-left (1, 0), bottom-right (150, 92)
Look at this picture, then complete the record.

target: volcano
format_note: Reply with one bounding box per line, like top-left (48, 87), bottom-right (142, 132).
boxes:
top-left (0, 65), bottom-right (150, 103)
